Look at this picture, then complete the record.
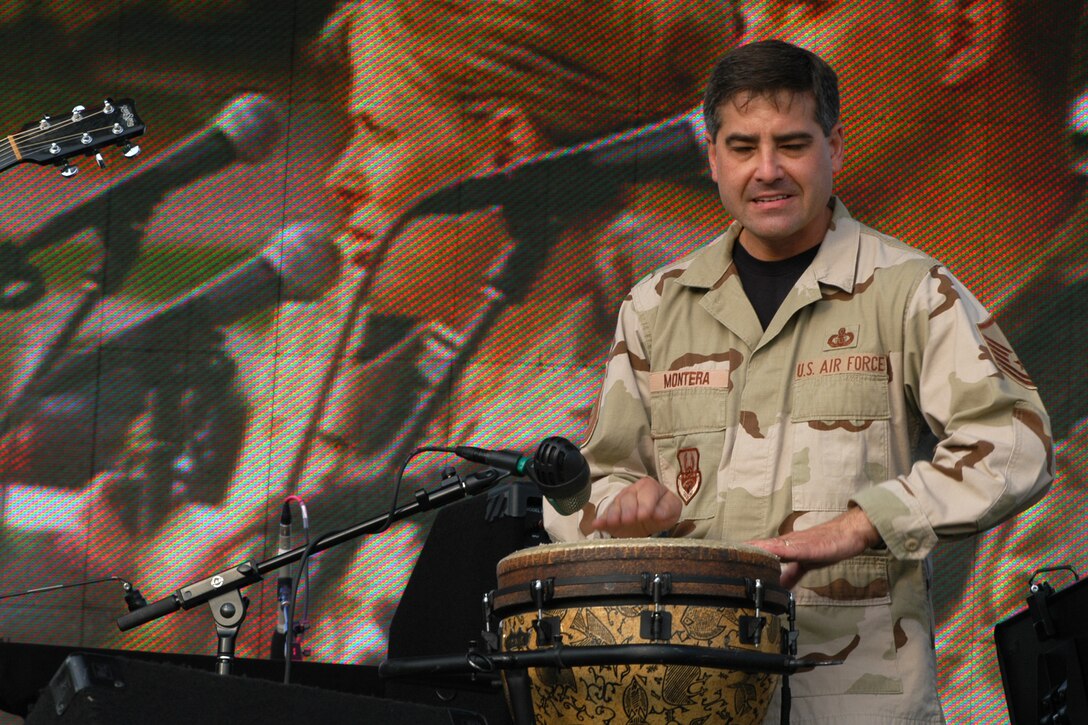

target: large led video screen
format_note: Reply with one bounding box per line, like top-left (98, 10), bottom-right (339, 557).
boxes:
top-left (0, 2), bottom-right (1085, 723)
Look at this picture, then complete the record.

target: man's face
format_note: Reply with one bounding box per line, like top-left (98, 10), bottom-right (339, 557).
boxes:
top-left (707, 91), bottom-right (844, 259)
top-left (736, 1), bottom-right (947, 213)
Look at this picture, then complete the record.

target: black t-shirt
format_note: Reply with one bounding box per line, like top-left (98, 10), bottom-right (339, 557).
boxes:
top-left (732, 240), bottom-right (821, 330)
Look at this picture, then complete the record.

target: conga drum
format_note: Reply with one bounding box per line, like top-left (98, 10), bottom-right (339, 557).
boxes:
top-left (490, 539), bottom-right (789, 725)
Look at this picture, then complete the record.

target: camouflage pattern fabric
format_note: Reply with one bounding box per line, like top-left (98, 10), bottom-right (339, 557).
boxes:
top-left (545, 200), bottom-right (1054, 724)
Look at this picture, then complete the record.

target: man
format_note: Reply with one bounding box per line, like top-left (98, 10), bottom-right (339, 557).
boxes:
top-left (545, 40), bottom-right (1053, 724)
top-left (718, 3), bottom-right (1085, 722)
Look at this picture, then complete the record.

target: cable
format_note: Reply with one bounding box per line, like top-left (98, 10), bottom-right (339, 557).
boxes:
top-left (274, 494), bottom-right (311, 662)
top-left (0, 574), bottom-right (145, 611)
top-left (282, 446), bottom-right (448, 684)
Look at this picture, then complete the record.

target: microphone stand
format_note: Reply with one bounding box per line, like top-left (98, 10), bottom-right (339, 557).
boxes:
top-left (382, 161), bottom-right (627, 445)
top-left (118, 151), bottom-right (629, 694)
top-left (115, 465), bottom-right (509, 675)
top-left (0, 213), bottom-right (146, 447)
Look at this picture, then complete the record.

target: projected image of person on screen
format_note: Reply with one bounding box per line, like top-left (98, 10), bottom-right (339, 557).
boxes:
top-left (269, 0), bottom-right (739, 664)
top-left (95, 0), bottom-right (740, 661)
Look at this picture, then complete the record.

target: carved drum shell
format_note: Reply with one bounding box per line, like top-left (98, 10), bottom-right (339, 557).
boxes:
top-left (493, 539), bottom-right (787, 725)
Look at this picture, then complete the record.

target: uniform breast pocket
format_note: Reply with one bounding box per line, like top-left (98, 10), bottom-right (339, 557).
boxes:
top-left (790, 373), bottom-right (890, 511)
top-left (649, 388), bottom-right (729, 520)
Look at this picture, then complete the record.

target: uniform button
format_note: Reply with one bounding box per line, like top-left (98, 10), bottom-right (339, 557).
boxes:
top-left (904, 538), bottom-right (920, 552)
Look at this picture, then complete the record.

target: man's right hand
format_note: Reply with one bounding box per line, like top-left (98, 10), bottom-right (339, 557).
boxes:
top-left (589, 476), bottom-right (683, 538)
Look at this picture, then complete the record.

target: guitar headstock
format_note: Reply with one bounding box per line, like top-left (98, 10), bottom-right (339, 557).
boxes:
top-left (5, 98), bottom-right (145, 176)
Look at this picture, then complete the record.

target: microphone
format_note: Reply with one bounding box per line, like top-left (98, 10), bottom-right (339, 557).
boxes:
top-left (410, 107), bottom-right (708, 218)
top-left (18, 93), bottom-right (283, 255)
top-left (272, 499), bottom-right (293, 659)
top-left (454, 436), bottom-right (590, 515)
top-left (29, 221), bottom-right (339, 398)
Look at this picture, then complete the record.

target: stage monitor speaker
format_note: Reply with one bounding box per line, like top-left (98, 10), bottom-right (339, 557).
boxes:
top-left (994, 572), bottom-right (1088, 725)
top-left (385, 479), bottom-right (546, 724)
top-left (26, 653), bottom-right (487, 725)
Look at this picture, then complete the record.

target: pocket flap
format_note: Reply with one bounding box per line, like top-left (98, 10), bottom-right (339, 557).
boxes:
top-left (792, 554), bottom-right (892, 606)
top-left (649, 387), bottom-right (729, 437)
top-left (792, 373), bottom-right (890, 423)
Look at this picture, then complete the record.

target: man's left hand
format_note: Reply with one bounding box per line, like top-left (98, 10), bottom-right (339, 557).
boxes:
top-left (747, 505), bottom-right (882, 589)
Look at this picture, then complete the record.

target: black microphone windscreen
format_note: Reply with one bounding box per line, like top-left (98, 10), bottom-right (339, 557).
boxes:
top-left (534, 436), bottom-right (590, 515)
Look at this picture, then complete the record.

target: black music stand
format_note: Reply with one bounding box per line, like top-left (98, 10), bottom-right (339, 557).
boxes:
top-left (994, 567), bottom-right (1088, 724)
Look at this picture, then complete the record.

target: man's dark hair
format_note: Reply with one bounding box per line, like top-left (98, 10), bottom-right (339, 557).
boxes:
top-left (702, 40), bottom-right (839, 141)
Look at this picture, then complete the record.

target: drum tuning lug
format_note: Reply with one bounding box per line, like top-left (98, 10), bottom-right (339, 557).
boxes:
top-left (640, 609), bottom-right (673, 641)
top-left (787, 592), bottom-right (799, 656)
top-left (482, 591), bottom-right (495, 631)
top-left (640, 572), bottom-right (672, 602)
top-left (532, 616), bottom-right (562, 647)
top-left (529, 578), bottom-right (555, 611)
top-left (478, 629), bottom-right (500, 652)
top-left (639, 573), bottom-right (674, 641)
top-left (739, 615), bottom-right (766, 646)
top-left (746, 577), bottom-right (765, 620)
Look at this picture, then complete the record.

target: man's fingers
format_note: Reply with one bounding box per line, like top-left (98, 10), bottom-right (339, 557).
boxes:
top-left (590, 477), bottom-right (681, 538)
top-left (748, 536), bottom-right (797, 561)
top-left (780, 561), bottom-right (804, 589)
top-left (653, 487), bottom-right (682, 523)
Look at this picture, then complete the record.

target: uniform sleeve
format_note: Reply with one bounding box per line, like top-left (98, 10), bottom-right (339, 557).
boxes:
top-left (851, 265), bottom-right (1054, 560)
top-left (543, 294), bottom-right (657, 541)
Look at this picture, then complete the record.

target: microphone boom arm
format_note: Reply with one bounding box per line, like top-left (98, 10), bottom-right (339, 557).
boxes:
top-left (115, 466), bottom-right (508, 632)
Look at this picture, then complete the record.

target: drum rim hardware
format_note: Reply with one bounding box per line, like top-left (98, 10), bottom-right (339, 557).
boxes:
top-left (481, 567), bottom-right (804, 659)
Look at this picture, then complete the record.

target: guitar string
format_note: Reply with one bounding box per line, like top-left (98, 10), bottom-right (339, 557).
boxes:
top-left (0, 104), bottom-right (137, 156)
top-left (0, 130), bottom-right (133, 167)
top-left (9, 106), bottom-right (121, 142)
top-left (0, 119), bottom-right (137, 163)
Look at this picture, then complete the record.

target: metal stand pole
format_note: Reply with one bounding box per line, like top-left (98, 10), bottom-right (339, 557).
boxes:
top-left (209, 589), bottom-right (248, 676)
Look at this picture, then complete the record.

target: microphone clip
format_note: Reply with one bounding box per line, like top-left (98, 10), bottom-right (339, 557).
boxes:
top-left (122, 580), bottom-right (148, 612)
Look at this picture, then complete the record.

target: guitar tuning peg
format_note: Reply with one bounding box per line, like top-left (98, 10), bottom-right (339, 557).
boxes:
top-left (95, 153), bottom-right (107, 169)
top-left (121, 143), bottom-right (140, 158)
top-left (103, 99), bottom-right (115, 114)
top-left (60, 162), bottom-right (79, 177)
top-left (71, 105), bottom-right (86, 121)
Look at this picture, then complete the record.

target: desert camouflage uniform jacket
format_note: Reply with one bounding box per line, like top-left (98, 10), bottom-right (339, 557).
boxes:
top-left (544, 200), bottom-right (1054, 724)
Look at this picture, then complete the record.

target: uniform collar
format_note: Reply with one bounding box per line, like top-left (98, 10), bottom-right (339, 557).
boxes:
top-left (677, 197), bottom-right (860, 295)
